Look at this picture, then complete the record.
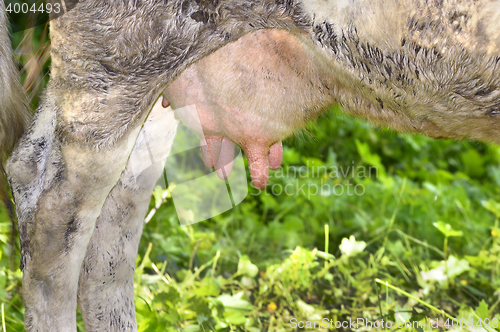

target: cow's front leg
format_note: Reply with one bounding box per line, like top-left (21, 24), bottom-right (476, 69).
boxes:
top-left (77, 100), bottom-right (179, 332)
top-left (7, 98), bottom-right (145, 332)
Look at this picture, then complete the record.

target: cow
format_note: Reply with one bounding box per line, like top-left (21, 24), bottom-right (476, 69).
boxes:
top-left (1, 0), bottom-right (500, 331)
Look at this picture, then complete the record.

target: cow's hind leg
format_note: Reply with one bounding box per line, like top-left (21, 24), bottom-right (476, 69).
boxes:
top-left (77, 100), bottom-right (178, 332)
top-left (6, 93), bottom-right (149, 331)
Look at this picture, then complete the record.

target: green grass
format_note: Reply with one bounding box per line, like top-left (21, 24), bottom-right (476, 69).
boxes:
top-left (128, 107), bottom-right (500, 331)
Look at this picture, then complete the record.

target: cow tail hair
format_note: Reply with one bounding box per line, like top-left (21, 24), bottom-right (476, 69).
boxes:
top-left (0, 1), bottom-right (31, 252)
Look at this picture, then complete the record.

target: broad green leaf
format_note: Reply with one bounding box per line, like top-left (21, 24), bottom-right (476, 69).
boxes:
top-left (237, 255), bottom-right (259, 277)
top-left (224, 312), bottom-right (247, 325)
top-left (475, 300), bottom-right (489, 320)
top-left (433, 221), bottom-right (463, 237)
top-left (217, 292), bottom-right (253, 312)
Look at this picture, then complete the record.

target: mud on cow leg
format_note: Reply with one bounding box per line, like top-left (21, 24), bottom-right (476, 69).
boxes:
top-left (7, 124), bottom-right (142, 331)
top-left (6, 81), bottom-right (159, 331)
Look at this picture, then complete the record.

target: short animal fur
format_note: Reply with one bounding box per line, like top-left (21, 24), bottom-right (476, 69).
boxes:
top-left (1, 0), bottom-right (500, 331)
